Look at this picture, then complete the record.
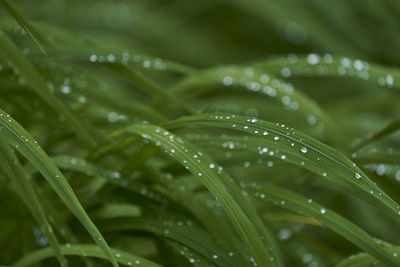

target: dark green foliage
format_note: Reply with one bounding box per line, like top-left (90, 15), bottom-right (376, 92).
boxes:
top-left (0, 0), bottom-right (400, 266)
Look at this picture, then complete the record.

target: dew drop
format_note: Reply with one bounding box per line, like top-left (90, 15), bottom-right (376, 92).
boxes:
top-left (89, 54), bottom-right (97, 62)
top-left (61, 85), bottom-right (71, 94)
top-left (307, 54), bottom-right (319, 65)
top-left (395, 170), bottom-right (400, 181)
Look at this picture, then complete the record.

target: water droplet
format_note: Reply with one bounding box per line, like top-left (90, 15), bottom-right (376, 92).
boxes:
top-left (222, 76), bottom-right (233, 86)
top-left (376, 164), bottom-right (386, 176)
top-left (300, 146), bottom-right (308, 153)
top-left (274, 136), bottom-right (280, 141)
top-left (281, 67), bottom-right (291, 77)
top-left (355, 173), bottom-right (361, 179)
top-left (89, 54), bottom-right (97, 62)
top-left (307, 54), bottom-right (319, 65)
top-left (320, 208), bottom-right (326, 214)
top-left (209, 163), bottom-right (215, 169)
top-left (395, 170), bottom-right (400, 181)
top-left (61, 85), bottom-right (71, 94)
top-left (307, 115), bottom-right (316, 125)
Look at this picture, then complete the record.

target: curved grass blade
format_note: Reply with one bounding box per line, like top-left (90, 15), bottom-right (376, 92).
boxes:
top-left (0, 109), bottom-right (118, 267)
top-left (0, 0), bottom-right (50, 55)
top-left (165, 113), bottom-right (400, 223)
top-left (336, 247), bottom-right (400, 267)
top-left (169, 65), bottom-right (342, 144)
top-left (103, 64), bottom-right (192, 115)
top-left (0, 141), bottom-right (67, 267)
top-left (116, 123), bottom-right (282, 266)
top-left (255, 54), bottom-right (400, 90)
top-left (12, 244), bottom-right (160, 267)
top-left (0, 32), bottom-right (97, 147)
top-left (39, 157), bottom-right (245, 266)
top-left (245, 183), bottom-right (400, 266)
top-left (351, 117), bottom-right (400, 153)
top-left (19, 20), bottom-right (195, 74)
top-left (101, 218), bottom-right (242, 267)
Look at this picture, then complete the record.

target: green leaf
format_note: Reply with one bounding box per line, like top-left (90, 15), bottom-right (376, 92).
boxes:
top-left (255, 55), bottom-right (400, 90)
top-left (0, 109), bottom-right (118, 267)
top-left (0, 141), bottom-right (67, 267)
top-left (351, 117), bottom-right (400, 152)
top-left (336, 246), bottom-right (400, 267)
top-left (0, 32), bottom-right (97, 147)
top-left (169, 65), bottom-right (342, 144)
top-left (12, 244), bottom-right (160, 267)
top-left (100, 218), bottom-right (243, 267)
top-left (0, 0), bottom-right (50, 55)
top-left (117, 123), bottom-right (282, 266)
top-left (245, 183), bottom-right (400, 266)
top-left (165, 113), bottom-right (400, 223)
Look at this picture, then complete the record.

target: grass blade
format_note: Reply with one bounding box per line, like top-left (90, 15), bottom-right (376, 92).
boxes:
top-left (0, 141), bottom-right (67, 267)
top-left (336, 247), bottom-right (400, 267)
top-left (100, 218), bottom-right (242, 267)
top-left (245, 183), bottom-right (400, 266)
top-left (255, 55), bottom-right (400, 90)
top-left (0, 109), bottom-right (118, 267)
top-left (0, 0), bottom-right (49, 55)
top-left (12, 244), bottom-right (160, 267)
top-left (351, 117), bottom-right (400, 153)
top-left (117, 123), bottom-right (282, 266)
top-left (0, 32), bottom-right (97, 146)
top-left (166, 113), bottom-right (400, 223)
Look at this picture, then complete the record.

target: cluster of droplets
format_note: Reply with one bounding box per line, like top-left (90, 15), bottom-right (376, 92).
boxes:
top-left (217, 66), bottom-right (300, 111)
top-left (33, 227), bottom-right (48, 246)
top-left (365, 163), bottom-right (400, 181)
top-left (149, 128), bottom-right (225, 179)
top-left (46, 75), bottom-right (88, 105)
top-left (89, 51), bottom-right (167, 70)
top-left (177, 246), bottom-right (201, 264)
top-left (215, 114), bottom-right (388, 189)
top-left (107, 111), bottom-right (127, 123)
top-left (273, 53), bottom-right (396, 88)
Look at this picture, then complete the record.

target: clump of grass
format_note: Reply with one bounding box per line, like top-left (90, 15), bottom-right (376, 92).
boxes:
top-left (0, 0), bottom-right (400, 266)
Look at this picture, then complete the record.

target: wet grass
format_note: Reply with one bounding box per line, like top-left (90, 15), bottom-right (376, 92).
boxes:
top-left (0, 0), bottom-right (400, 266)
